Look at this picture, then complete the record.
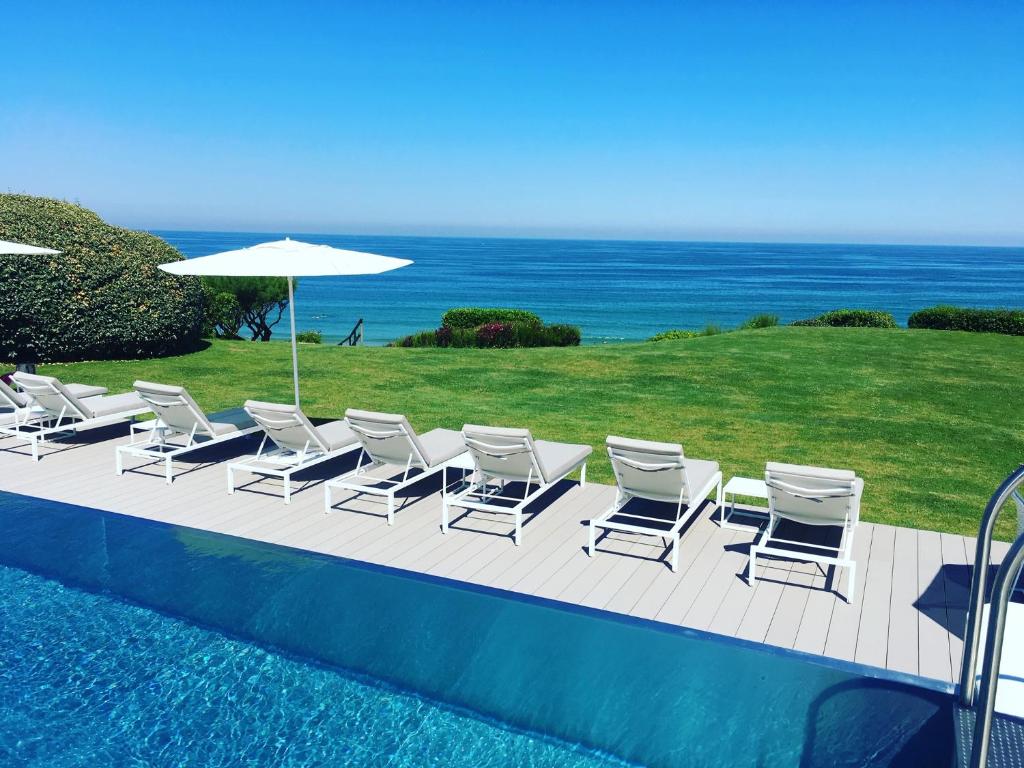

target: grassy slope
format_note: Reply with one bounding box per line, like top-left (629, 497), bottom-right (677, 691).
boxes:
top-left (35, 327), bottom-right (1024, 538)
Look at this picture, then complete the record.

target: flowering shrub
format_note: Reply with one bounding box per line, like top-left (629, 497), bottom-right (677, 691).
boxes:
top-left (475, 322), bottom-right (516, 348)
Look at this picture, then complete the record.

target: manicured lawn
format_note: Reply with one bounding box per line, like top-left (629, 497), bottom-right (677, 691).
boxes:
top-left (33, 327), bottom-right (1024, 538)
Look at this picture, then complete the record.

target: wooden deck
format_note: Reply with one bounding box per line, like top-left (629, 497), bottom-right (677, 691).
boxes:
top-left (0, 424), bottom-right (1005, 687)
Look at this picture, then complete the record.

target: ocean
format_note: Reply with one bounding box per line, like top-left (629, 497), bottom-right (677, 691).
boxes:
top-left (156, 231), bottom-right (1023, 346)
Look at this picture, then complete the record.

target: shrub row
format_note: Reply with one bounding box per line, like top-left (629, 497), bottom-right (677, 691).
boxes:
top-left (791, 309), bottom-right (898, 329)
top-left (394, 316), bottom-right (580, 349)
top-left (908, 306), bottom-right (1024, 335)
top-left (441, 307), bottom-right (542, 329)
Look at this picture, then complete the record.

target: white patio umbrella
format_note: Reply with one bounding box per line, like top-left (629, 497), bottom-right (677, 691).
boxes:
top-left (0, 239), bottom-right (61, 255)
top-left (159, 238), bottom-right (412, 405)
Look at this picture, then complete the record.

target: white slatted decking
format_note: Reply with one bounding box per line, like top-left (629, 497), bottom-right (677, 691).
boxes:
top-left (0, 424), bottom-right (1005, 686)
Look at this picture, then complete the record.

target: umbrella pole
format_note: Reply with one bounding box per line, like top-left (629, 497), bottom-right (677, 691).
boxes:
top-left (288, 276), bottom-right (300, 406)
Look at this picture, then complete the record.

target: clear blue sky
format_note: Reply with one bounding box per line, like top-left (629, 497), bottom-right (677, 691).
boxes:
top-left (2, 1), bottom-right (1022, 244)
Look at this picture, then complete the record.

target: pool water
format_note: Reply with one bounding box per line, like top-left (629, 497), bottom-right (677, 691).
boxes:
top-left (0, 492), bottom-right (954, 767)
top-left (0, 566), bottom-right (626, 767)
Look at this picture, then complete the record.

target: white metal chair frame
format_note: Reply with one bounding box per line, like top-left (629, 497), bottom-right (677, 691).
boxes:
top-left (588, 448), bottom-right (723, 572)
top-left (0, 378), bottom-right (148, 461)
top-left (749, 475), bottom-right (860, 601)
top-left (227, 411), bottom-right (356, 504)
top-left (324, 421), bottom-right (455, 524)
top-left (443, 434), bottom-right (587, 546)
top-left (0, 380), bottom-right (38, 432)
top-left (115, 389), bottom-right (260, 484)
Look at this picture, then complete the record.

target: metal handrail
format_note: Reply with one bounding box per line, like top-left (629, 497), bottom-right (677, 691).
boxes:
top-left (338, 318), bottom-right (364, 346)
top-left (958, 464), bottom-right (1024, 707)
top-left (970, 529), bottom-right (1024, 767)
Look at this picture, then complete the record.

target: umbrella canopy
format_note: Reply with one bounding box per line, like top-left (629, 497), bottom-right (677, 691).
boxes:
top-left (159, 238), bottom-right (412, 405)
top-left (158, 238), bottom-right (411, 277)
top-left (0, 239), bottom-right (61, 255)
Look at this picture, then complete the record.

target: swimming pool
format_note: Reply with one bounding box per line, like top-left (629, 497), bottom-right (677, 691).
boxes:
top-left (0, 491), bottom-right (952, 766)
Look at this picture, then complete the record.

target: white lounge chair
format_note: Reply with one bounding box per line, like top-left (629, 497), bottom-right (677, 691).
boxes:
top-left (0, 375), bottom-right (107, 428)
top-left (588, 436), bottom-right (722, 572)
top-left (323, 409), bottom-right (467, 524)
top-left (444, 425), bottom-right (591, 546)
top-left (226, 400), bottom-right (360, 504)
top-left (1, 372), bottom-right (149, 460)
top-left (749, 462), bottom-right (863, 601)
top-left (115, 381), bottom-right (261, 484)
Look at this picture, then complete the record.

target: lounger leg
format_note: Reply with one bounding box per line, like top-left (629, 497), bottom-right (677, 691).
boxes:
top-left (514, 510), bottom-right (522, 546)
top-left (324, 485), bottom-right (332, 515)
top-left (165, 456), bottom-right (173, 485)
top-left (588, 523), bottom-right (596, 557)
top-left (115, 448), bottom-right (124, 476)
top-left (31, 435), bottom-right (39, 462)
top-left (283, 475), bottom-right (291, 505)
top-left (580, 463), bottom-right (587, 488)
top-left (846, 562), bottom-right (857, 603)
top-left (227, 466), bottom-right (235, 495)
top-left (387, 493), bottom-right (394, 525)
top-left (672, 534), bottom-right (679, 572)
top-left (748, 549), bottom-right (758, 586)
top-left (441, 469), bottom-right (449, 534)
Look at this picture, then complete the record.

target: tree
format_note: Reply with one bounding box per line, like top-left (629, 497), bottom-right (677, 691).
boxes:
top-left (202, 276), bottom-right (293, 341)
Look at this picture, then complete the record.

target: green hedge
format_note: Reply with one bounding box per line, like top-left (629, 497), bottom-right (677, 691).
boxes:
top-left (648, 329), bottom-right (700, 342)
top-left (792, 309), bottom-right (898, 329)
top-left (908, 305), bottom-right (1024, 335)
top-left (441, 307), bottom-right (542, 329)
top-left (0, 194), bottom-right (204, 362)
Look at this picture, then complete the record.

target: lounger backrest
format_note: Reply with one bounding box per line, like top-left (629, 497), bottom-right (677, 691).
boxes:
top-left (134, 381), bottom-right (214, 437)
top-left (244, 400), bottom-right (328, 455)
top-left (344, 409), bottom-right (428, 468)
top-left (11, 372), bottom-right (92, 420)
top-left (606, 436), bottom-right (690, 503)
top-left (764, 462), bottom-right (862, 529)
top-left (0, 377), bottom-right (28, 409)
top-left (461, 425), bottom-right (543, 484)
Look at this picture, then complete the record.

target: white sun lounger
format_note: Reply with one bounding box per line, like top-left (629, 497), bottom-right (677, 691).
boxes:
top-left (226, 400), bottom-right (360, 504)
top-left (0, 375), bottom-right (108, 428)
top-left (443, 425), bottom-right (591, 546)
top-left (114, 381), bottom-right (261, 484)
top-left (323, 409), bottom-right (467, 524)
top-left (749, 462), bottom-right (863, 602)
top-left (1, 372), bottom-right (149, 460)
top-left (588, 436), bottom-right (722, 572)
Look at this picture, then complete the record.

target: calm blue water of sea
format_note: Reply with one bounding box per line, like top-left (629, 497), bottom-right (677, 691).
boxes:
top-left (155, 231), bottom-right (1024, 345)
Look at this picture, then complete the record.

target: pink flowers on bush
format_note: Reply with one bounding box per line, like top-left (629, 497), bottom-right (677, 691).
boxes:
top-left (475, 322), bottom-right (516, 348)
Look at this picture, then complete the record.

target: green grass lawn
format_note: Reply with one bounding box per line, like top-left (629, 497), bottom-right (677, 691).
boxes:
top-left (31, 327), bottom-right (1024, 538)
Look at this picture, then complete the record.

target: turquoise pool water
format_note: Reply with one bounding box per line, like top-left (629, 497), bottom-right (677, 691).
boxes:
top-left (0, 492), bottom-right (953, 766)
top-left (0, 565), bottom-right (625, 767)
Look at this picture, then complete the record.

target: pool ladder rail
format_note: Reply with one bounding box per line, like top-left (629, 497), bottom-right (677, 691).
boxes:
top-left (956, 464), bottom-right (1024, 768)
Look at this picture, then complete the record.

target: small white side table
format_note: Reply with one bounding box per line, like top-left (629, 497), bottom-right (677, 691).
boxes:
top-left (720, 476), bottom-right (769, 531)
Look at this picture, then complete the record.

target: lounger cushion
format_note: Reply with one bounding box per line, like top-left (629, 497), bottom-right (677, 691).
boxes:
top-left (0, 378), bottom-right (25, 408)
top-left (77, 391), bottom-right (147, 419)
top-left (682, 458), bottom-right (721, 498)
top-left (206, 407), bottom-right (258, 436)
top-left (535, 439), bottom-right (592, 484)
top-left (65, 383), bottom-right (108, 400)
top-left (606, 435), bottom-right (683, 457)
top-left (417, 428), bottom-right (466, 467)
top-left (345, 409), bottom-right (432, 466)
top-left (766, 462), bottom-right (856, 482)
top-left (314, 420), bottom-right (358, 451)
